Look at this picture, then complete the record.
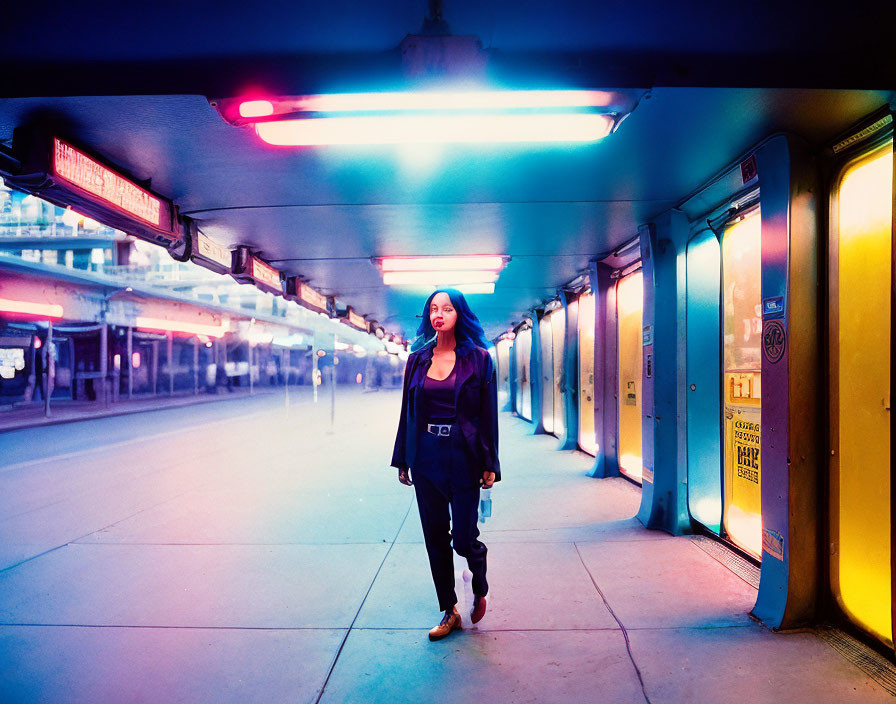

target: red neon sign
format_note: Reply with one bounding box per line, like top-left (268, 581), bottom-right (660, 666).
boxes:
top-left (53, 139), bottom-right (163, 227)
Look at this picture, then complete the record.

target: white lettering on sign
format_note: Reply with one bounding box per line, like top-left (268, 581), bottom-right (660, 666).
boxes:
top-left (252, 258), bottom-right (281, 289)
top-left (348, 310), bottom-right (367, 330)
top-left (300, 283), bottom-right (327, 310)
top-left (53, 138), bottom-right (162, 227)
top-left (197, 232), bottom-right (232, 269)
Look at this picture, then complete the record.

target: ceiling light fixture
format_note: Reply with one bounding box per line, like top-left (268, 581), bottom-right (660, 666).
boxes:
top-left (214, 89), bottom-right (631, 146)
top-left (383, 270), bottom-right (499, 286)
top-left (379, 255), bottom-right (506, 272)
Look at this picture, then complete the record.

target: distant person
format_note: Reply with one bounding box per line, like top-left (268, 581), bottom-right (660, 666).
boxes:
top-left (391, 289), bottom-right (500, 641)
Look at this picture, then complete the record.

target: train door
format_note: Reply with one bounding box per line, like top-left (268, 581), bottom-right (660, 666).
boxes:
top-left (721, 209), bottom-right (763, 558)
top-left (540, 312), bottom-right (554, 433)
top-left (686, 231), bottom-right (723, 532)
top-left (550, 307), bottom-right (566, 439)
top-left (496, 337), bottom-right (511, 407)
top-left (829, 137), bottom-right (893, 648)
top-left (515, 325), bottom-right (532, 421)
top-left (616, 271), bottom-right (643, 482)
top-left (577, 292), bottom-right (597, 455)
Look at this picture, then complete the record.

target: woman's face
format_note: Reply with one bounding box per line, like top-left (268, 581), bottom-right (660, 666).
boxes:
top-left (430, 291), bottom-right (458, 334)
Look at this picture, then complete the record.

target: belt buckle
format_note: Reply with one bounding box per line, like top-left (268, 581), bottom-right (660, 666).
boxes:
top-left (428, 423), bottom-right (451, 436)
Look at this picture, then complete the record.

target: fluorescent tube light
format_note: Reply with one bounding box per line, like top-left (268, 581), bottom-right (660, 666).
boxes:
top-left (136, 317), bottom-right (229, 338)
top-left (380, 255), bottom-right (506, 272)
top-left (263, 90), bottom-right (618, 113)
top-left (383, 270), bottom-right (499, 285)
top-left (256, 113), bottom-right (614, 146)
top-left (452, 283), bottom-right (495, 294)
top-left (0, 298), bottom-right (64, 318)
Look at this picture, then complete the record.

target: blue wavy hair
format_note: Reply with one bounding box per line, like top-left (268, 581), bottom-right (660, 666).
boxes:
top-left (411, 288), bottom-right (490, 352)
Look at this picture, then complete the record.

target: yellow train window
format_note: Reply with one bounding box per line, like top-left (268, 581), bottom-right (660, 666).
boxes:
top-left (831, 142), bottom-right (892, 647)
top-left (721, 210), bottom-right (763, 558)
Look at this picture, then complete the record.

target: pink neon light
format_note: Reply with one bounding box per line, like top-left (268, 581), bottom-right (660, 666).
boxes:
top-left (34, 337), bottom-right (43, 349)
top-left (0, 297), bottom-right (64, 318)
top-left (135, 316), bottom-right (228, 338)
top-left (239, 100), bottom-right (274, 118)
top-left (131, 352), bottom-right (141, 369)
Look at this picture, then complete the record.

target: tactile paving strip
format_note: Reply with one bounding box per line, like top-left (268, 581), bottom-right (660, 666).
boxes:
top-left (817, 627), bottom-right (896, 696)
top-left (688, 535), bottom-right (760, 589)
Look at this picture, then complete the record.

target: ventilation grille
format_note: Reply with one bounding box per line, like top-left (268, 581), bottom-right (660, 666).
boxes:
top-left (817, 627), bottom-right (896, 696)
top-left (689, 535), bottom-right (760, 589)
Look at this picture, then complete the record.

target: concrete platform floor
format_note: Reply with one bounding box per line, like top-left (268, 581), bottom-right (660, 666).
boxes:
top-left (0, 387), bottom-right (891, 703)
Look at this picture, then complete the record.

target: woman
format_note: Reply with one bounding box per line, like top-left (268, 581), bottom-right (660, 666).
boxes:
top-left (391, 288), bottom-right (500, 641)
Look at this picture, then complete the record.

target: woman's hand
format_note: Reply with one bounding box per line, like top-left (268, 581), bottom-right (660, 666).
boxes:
top-left (398, 468), bottom-right (413, 486)
top-left (481, 471), bottom-right (496, 489)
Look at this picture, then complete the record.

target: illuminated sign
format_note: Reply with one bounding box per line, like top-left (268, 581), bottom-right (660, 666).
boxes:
top-left (231, 246), bottom-right (282, 295)
top-left (252, 258), bottom-right (281, 291)
top-left (192, 230), bottom-right (232, 273)
top-left (10, 132), bottom-right (180, 247)
top-left (347, 309), bottom-right (367, 331)
top-left (53, 139), bottom-right (161, 226)
top-left (284, 276), bottom-right (328, 314)
top-left (301, 283), bottom-right (327, 311)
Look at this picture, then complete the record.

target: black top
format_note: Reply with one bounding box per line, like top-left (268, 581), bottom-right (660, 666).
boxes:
top-left (423, 363), bottom-right (456, 421)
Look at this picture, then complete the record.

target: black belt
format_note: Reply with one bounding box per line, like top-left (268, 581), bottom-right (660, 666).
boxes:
top-left (426, 422), bottom-right (453, 436)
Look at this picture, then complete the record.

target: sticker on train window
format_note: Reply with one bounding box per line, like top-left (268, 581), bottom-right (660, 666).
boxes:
top-left (762, 296), bottom-right (785, 319)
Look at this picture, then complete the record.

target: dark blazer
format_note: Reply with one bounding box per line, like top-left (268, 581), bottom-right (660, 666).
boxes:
top-left (391, 339), bottom-right (501, 482)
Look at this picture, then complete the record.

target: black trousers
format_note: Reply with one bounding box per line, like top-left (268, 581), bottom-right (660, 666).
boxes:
top-left (412, 426), bottom-right (489, 612)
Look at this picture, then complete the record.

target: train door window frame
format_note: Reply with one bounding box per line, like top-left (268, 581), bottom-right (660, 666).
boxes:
top-left (720, 206), bottom-right (764, 559)
top-left (615, 266), bottom-right (644, 484)
top-left (827, 125), bottom-right (894, 649)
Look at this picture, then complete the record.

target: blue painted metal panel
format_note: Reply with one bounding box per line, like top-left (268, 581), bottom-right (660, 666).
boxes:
top-left (557, 292), bottom-right (579, 451)
top-left (637, 213), bottom-right (691, 534)
top-left (588, 262), bottom-right (620, 478)
top-left (685, 230), bottom-right (723, 533)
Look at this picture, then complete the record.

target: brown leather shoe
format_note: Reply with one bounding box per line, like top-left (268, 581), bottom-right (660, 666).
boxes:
top-left (428, 606), bottom-right (462, 641)
top-left (470, 595), bottom-right (487, 625)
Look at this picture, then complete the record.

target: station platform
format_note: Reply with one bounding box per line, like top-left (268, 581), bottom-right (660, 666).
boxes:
top-left (0, 389), bottom-right (892, 703)
top-left (0, 386), bottom-right (285, 433)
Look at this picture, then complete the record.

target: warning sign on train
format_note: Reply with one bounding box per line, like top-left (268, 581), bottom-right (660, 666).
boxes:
top-left (733, 419), bottom-right (760, 486)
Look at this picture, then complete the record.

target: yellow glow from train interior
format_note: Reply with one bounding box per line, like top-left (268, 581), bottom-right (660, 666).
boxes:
top-left (724, 504), bottom-right (763, 557)
top-left (834, 143), bottom-right (892, 646)
top-left (616, 272), bottom-right (643, 313)
top-left (383, 270), bottom-right (500, 286)
top-left (256, 113), bottom-right (614, 146)
top-left (721, 210), bottom-right (763, 559)
top-left (0, 297), bottom-right (64, 318)
top-left (617, 271), bottom-right (644, 483)
top-left (380, 255), bottom-right (506, 272)
top-left (619, 454), bottom-right (643, 480)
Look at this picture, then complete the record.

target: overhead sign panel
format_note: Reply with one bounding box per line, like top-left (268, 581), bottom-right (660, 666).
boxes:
top-left (284, 276), bottom-right (329, 315)
top-left (231, 246), bottom-right (282, 295)
top-left (347, 309), bottom-right (368, 331)
top-left (192, 230), bottom-right (232, 274)
top-left (10, 131), bottom-right (180, 247)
